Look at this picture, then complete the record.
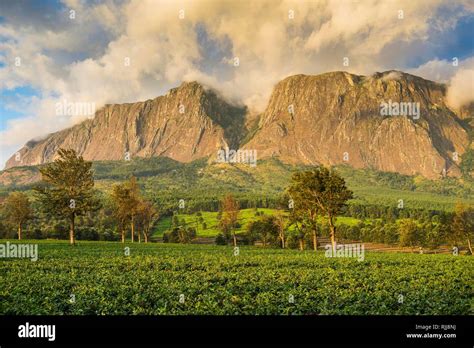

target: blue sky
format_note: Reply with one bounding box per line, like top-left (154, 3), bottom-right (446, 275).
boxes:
top-left (0, 86), bottom-right (39, 131)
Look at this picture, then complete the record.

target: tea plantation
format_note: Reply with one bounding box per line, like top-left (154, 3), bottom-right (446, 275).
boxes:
top-left (0, 241), bottom-right (472, 315)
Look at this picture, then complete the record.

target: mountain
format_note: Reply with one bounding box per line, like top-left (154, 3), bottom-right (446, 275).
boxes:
top-left (4, 71), bottom-right (471, 179)
top-left (243, 71), bottom-right (469, 179)
top-left (5, 82), bottom-right (247, 169)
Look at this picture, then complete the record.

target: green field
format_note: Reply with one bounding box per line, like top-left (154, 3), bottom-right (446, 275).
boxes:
top-left (153, 208), bottom-right (362, 238)
top-left (1, 240), bottom-right (472, 315)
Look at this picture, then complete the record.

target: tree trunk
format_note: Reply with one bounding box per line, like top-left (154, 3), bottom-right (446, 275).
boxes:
top-left (328, 215), bottom-right (336, 252)
top-left (299, 238), bottom-right (304, 251)
top-left (18, 223), bottom-right (22, 240)
top-left (312, 231), bottom-right (318, 251)
top-left (131, 215), bottom-right (135, 243)
top-left (69, 213), bottom-right (75, 245)
top-left (281, 232), bottom-right (285, 249)
top-left (138, 228), bottom-right (141, 243)
top-left (121, 229), bottom-right (125, 243)
top-left (467, 238), bottom-right (473, 255)
top-left (232, 231), bottom-right (237, 247)
top-left (144, 231), bottom-right (148, 243)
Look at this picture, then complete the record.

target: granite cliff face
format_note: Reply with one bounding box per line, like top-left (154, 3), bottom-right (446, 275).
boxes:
top-left (5, 82), bottom-right (247, 169)
top-left (243, 71), bottom-right (469, 179)
top-left (4, 71), bottom-right (471, 179)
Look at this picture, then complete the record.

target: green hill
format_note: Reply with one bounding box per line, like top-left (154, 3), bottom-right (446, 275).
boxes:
top-left (1, 157), bottom-right (473, 212)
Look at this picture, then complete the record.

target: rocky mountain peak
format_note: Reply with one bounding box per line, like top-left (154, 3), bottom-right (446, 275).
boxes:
top-left (5, 80), bottom-right (247, 169)
top-left (4, 71), bottom-right (471, 180)
top-left (243, 70), bottom-right (468, 179)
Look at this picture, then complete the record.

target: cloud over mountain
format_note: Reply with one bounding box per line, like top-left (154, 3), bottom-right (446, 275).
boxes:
top-left (0, 0), bottom-right (473, 168)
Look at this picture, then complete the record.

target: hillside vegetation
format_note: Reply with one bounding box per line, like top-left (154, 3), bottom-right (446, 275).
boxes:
top-left (1, 157), bottom-right (473, 212)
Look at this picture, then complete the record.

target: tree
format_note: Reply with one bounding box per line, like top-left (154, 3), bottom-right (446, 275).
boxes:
top-left (288, 208), bottom-right (310, 251)
top-left (287, 167), bottom-right (353, 252)
top-left (34, 149), bottom-right (99, 245)
top-left (2, 192), bottom-right (32, 240)
top-left (219, 194), bottom-right (240, 246)
top-left (136, 200), bottom-right (158, 243)
top-left (452, 203), bottom-right (474, 254)
top-left (274, 212), bottom-right (287, 249)
top-left (246, 215), bottom-right (279, 247)
top-left (163, 226), bottom-right (196, 243)
top-left (125, 176), bottom-right (141, 242)
top-left (383, 223), bottom-right (399, 245)
top-left (287, 194), bottom-right (318, 251)
top-left (399, 219), bottom-right (421, 247)
top-left (110, 176), bottom-right (143, 243)
top-left (111, 184), bottom-right (132, 243)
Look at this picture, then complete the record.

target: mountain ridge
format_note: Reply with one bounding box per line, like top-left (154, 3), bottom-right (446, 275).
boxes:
top-left (4, 70), bottom-right (472, 179)
top-left (243, 70), bottom-right (469, 178)
top-left (6, 81), bottom-right (248, 169)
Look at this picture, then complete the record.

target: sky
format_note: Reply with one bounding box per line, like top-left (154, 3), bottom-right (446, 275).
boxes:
top-left (0, 0), bottom-right (473, 169)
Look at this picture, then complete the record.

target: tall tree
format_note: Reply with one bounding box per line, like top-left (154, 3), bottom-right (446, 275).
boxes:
top-left (2, 192), bottom-right (32, 240)
top-left (34, 149), bottom-right (99, 245)
top-left (111, 184), bottom-right (132, 243)
top-left (136, 200), bottom-right (158, 243)
top-left (219, 194), bottom-right (240, 247)
top-left (274, 212), bottom-right (287, 249)
top-left (111, 176), bottom-right (141, 243)
top-left (452, 203), bottom-right (474, 254)
top-left (288, 208), bottom-right (308, 251)
top-left (287, 189), bottom-right (320, 251)
top-left (126, 176), bottom-right (141, 243)
top-left (287, 167), bottom-right (353, 252)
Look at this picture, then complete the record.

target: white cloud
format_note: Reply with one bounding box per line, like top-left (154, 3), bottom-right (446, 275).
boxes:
top-left (408, 59), bottom-right (456, 83)
top-left (446, 58), bottom-right (474, 110)
top-left (408, 57), bottom-right (474, 110)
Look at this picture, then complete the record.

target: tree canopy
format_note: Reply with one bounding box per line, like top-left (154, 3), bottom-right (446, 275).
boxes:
top-left (34, 148), bottom-right (99, 244)
top-left (287, 167), bottom-right (353, 251)
top-left (2, 191), bottom-right (32, 240)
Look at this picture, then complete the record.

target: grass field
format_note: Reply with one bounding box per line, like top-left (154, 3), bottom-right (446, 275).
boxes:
top-left (0, 240), bottom-right (472, 315)
top-left (152, 208), bottom-right (362, 237)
